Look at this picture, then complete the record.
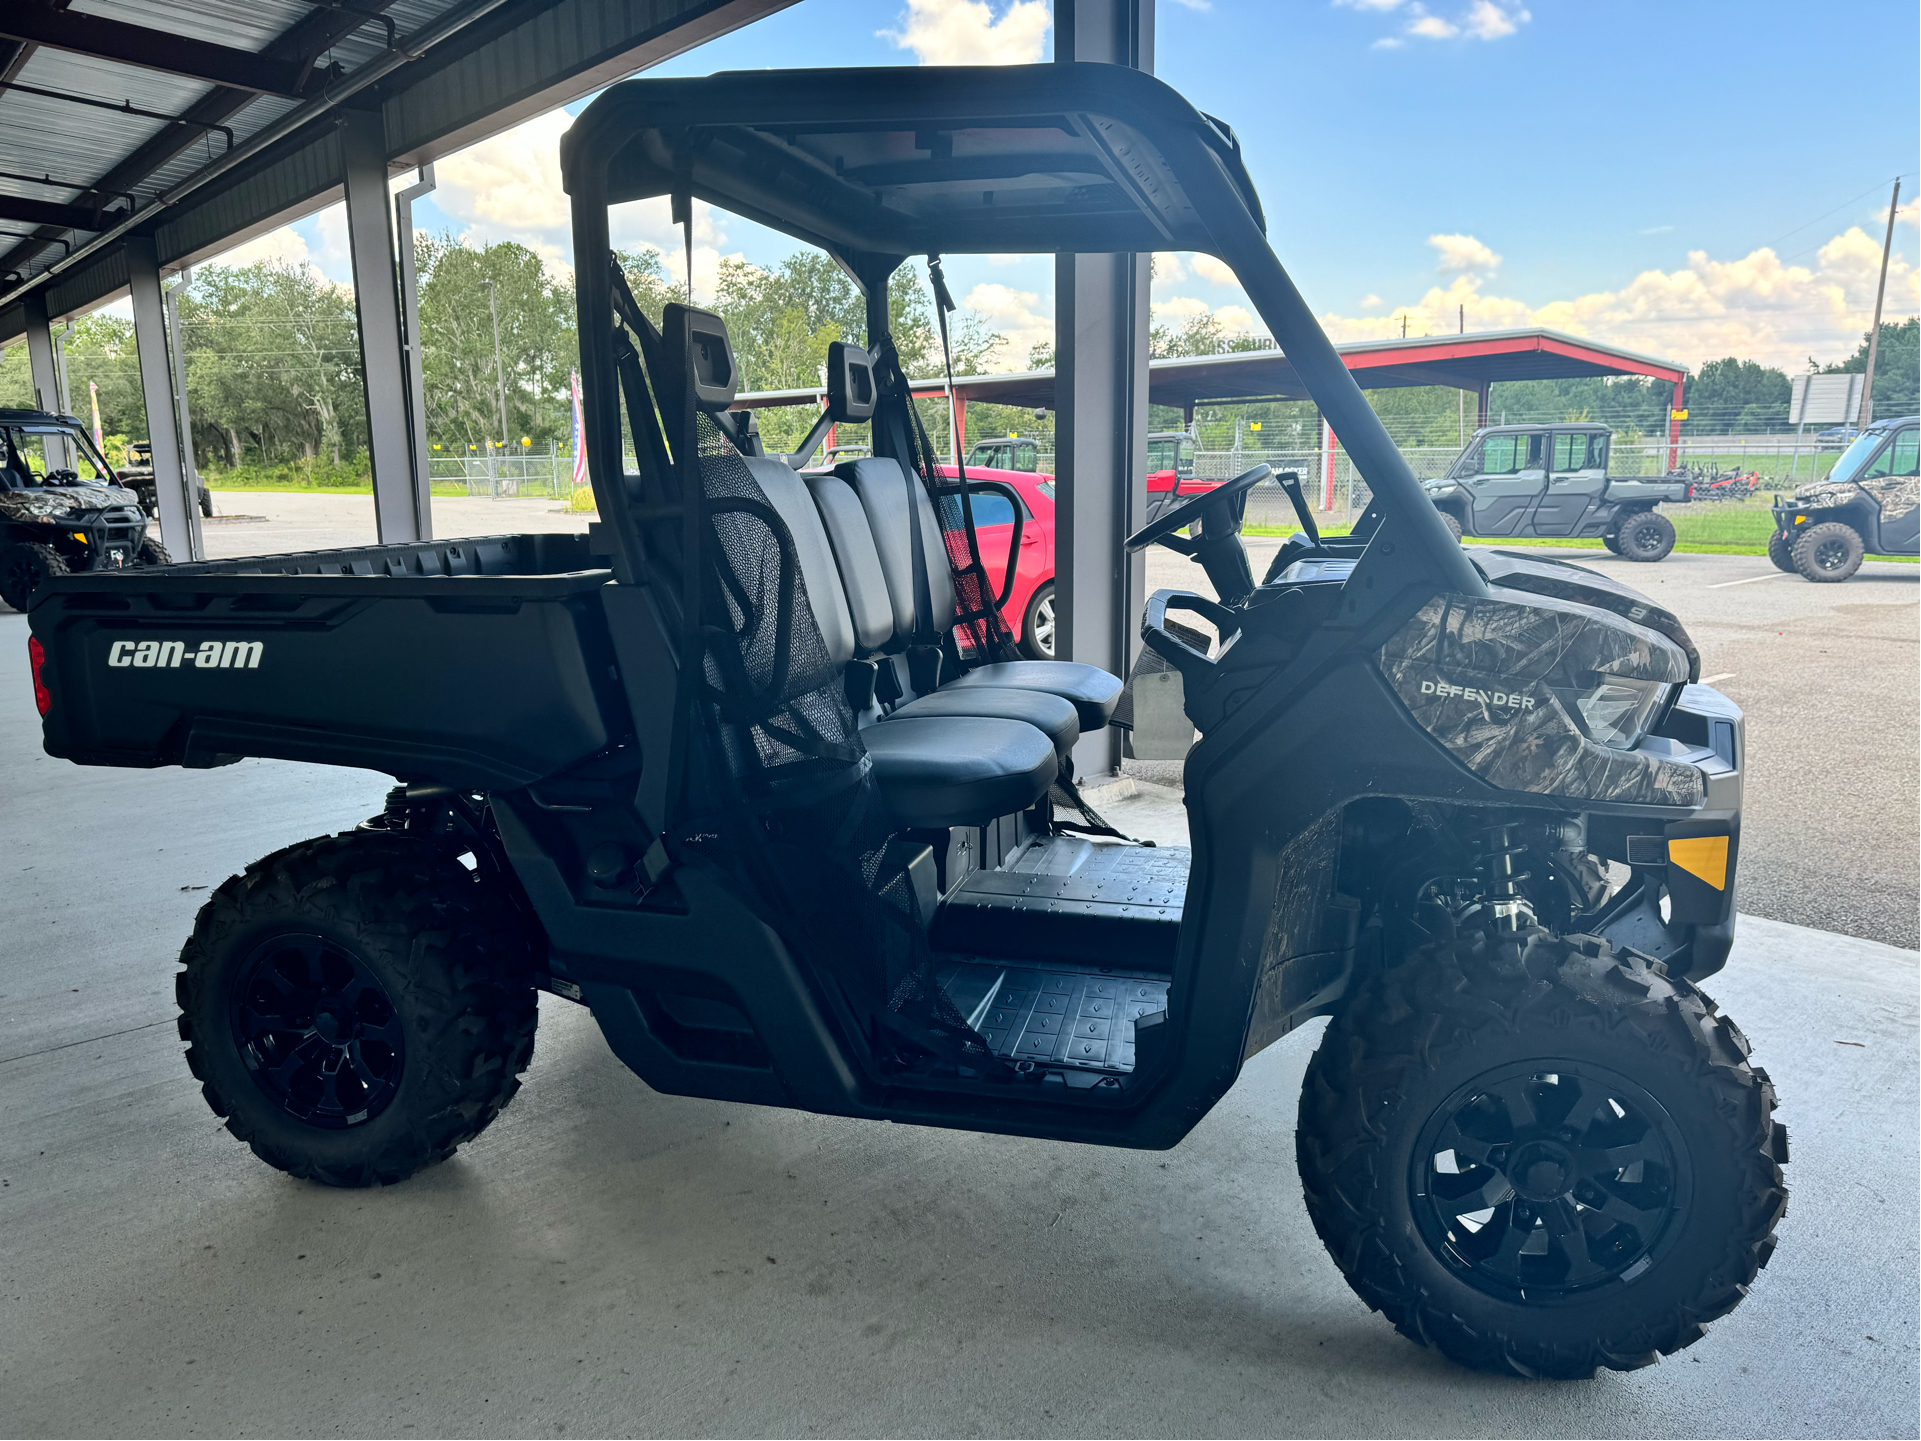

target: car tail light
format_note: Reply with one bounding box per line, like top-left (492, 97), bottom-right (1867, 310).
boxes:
top-left (28, 635), bottom-right (50, 716)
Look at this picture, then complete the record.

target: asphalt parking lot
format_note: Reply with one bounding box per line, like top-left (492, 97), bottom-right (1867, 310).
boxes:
top-left (1, 500), bottom-right (1915, 1437)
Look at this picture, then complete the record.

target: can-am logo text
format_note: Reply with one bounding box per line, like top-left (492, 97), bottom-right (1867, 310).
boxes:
top-left (108, 639), bottom-right (263, 670)
top-left (1420, 678), bottom-right (1534, 709)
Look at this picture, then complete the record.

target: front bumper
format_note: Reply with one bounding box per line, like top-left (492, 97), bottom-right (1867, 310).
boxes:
top-left (1594, 683), bottom-right (1743, 980)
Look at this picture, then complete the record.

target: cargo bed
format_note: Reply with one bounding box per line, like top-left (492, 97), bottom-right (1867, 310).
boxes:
top-left (29, 533), bottom-right (626, 789)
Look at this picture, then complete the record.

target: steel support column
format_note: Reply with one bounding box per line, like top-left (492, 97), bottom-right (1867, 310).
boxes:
top-left (340, 109), bottom-right (424, 543)
top-left (162, 276), bottom-right (206, 559)
top-left (1055, 0), bottom-right (1153, 778)
top-left (21, 293), bottom-right (58, 413)
top-left (126, 237), bottom-right (197, 558)
top-left (396, 164), bottom-right (438, 536)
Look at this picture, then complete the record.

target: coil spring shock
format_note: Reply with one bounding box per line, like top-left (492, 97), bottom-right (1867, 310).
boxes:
top-left (1473, 821), bottom-right (1536, 931)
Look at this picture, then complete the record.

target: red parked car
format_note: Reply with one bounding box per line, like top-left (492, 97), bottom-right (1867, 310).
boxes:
top-left (939, 431), bottom-right (1216, 660)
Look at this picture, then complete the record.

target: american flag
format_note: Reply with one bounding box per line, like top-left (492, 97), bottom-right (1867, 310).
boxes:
top-left (570, 371), bottom-right (588, 489)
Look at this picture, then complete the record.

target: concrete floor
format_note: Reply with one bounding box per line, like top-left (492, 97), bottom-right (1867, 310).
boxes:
top-left (1, 634), bottom-right (1917, 1437)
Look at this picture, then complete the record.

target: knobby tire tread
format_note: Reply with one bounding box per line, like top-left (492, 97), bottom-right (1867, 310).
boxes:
top-left (1296, 925), bottom-right (1787, 1379)
top-left (175, 832), bottom-right (538, 1188)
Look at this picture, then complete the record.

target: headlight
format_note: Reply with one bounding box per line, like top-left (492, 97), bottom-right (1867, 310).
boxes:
top-left (1550, 673), bottom-right (1672, 750)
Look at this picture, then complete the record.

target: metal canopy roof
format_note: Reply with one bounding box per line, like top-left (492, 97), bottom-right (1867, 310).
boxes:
top-left (0, 0), bottom-right (796, 336)
top-left (566, 64), bottom-right (1267, 262)
top-left (727, 327), bottom-right (1689, 414)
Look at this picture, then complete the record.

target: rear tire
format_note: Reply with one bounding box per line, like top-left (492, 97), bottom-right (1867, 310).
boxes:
top-left (0, 541), bottom-right (68, 612)
top-left (1021, 582), bottom-right (1056, 661)
top-left (1766, 530), bottom-right (1797, 572)
top-left (198, 485), bottom-right (215, 518)
top-left (1790, 521), bottom-right (1863, 582)
top-left (1297, 925), bottom-right (1786, 1378)
top-left (176, 832), bottom-right (538, 1187)
top-left (1616, 511), bottom-right (1675, 562)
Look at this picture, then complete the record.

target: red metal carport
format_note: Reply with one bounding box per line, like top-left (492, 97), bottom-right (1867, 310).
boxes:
top-left (732, 326), bottom-right (1690, 471)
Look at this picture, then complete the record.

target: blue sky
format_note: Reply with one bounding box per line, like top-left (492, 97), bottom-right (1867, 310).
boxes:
top-left (247, 0), bottom-right (1918, 371)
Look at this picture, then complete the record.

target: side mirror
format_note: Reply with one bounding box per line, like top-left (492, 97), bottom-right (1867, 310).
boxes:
top-left (663, 303), bottom-right (738, 410)
top-left (826, 341), bottom-right (876, 423)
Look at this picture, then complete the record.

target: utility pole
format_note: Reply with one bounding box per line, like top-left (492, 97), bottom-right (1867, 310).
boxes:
top-left (1856, 177), bottom-right (1901, 432)
top-left (484, 276), bottom-right (508, 450)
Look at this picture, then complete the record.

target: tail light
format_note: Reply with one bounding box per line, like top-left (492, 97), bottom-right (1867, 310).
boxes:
top-left (28, 635), bottom-right (50, 716)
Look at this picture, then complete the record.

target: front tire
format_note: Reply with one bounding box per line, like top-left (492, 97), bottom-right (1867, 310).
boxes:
top-left (1601, 529), bottom-right (1623, 555)
top-left (1791, 521), bottom-right (1863, 582)
top-left (1616, 511), bottom-right (1676, 562)
top-left (1766, 529), bottom-right (1797, 572)
top-left (1297, 926), bottom-right (1786, 1378)
top-left (1021, 581), bottom-right (1056, 660)
top-left (138, 537), bottom-right (172, 567)
top-left (0, 541), bottom-right (68, 612)
top-left (176, 832), bottom-right (538, 1187)
top-left (1439, 512), bottom-right (1464, 543)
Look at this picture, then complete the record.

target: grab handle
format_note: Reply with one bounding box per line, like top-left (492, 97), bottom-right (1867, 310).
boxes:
top-left (1141, 589), bottom-right (1237, 683)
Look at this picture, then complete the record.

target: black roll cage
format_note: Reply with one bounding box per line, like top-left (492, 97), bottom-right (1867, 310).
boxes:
top-left (563, 63), bottom-right (1485, 615)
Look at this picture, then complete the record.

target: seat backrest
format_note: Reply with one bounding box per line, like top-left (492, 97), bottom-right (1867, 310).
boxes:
top-left (731, 454), bottom-right (859, 667)
top-left (836, 457), bottom-right (954, 643)
top-left (806, 473), bottom-right (894, 655)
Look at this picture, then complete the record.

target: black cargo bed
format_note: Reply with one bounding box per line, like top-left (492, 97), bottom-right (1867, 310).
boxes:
top-left (30, 532), bottom-right (623, 789)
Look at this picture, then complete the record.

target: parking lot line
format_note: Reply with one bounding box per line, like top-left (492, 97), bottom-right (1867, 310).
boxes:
top-left (1709, 571), bottom-right (1791, 589)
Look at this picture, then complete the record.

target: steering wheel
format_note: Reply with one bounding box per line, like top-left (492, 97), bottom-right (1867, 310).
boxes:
top-left (1124, 462), bottom-right (1271, 553)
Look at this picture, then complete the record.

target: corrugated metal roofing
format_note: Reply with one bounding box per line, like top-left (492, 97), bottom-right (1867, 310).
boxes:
top-left (0, 0), bottom-right (794, 325)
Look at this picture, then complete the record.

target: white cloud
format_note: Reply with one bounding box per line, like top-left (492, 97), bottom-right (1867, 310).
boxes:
top-left (963, 281), bottom-right (1052, 371)
top-left (1351, 0), bottom-right (1530, 47)
top-left (1462, 0), bottom-right (1528, 39)
top-left (1314, 224), bottom-right (1920, 369)
top-left (216, 225), bottom-right (314, 269)
top-left (1153, 251), bottom-right (1186, 282)
top-left (313, 205), bottom-right (351, 274)
top-left (1167, 0), bottom-right (1212, 10)
top-left (1429, 232), bottom-right (1501, 271)
top-left (881, 0), bottom-right (1050, 65)
top-left (1360, 293), bottom-right (1382, 308)
top-left (1191, 253), bottom-right (1239, 286)
top-left (1407, 10), bottom-right (1459, 39)
top-left (432, 110), bottom-right (577, 278)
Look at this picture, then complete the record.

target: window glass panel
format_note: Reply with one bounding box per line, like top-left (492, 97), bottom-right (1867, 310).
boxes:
top-left (1552, 434), bottom-right (1578, 471)
top-left (967, 492), bottom-right (1016, 526)
top-left (1015, 442), bottom-right (1038, 471)
top-left (1148, 440), bottom-right (1173, 471)
top-left (1886, 429), bottom-right (1918, 477)
top-left (1861, 439), bottom-right (1895, 480)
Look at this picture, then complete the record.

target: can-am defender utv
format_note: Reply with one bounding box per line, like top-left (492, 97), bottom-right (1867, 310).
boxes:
top-left (26, 65), bottom-right (1784, 1379)
top-left (0, 408), bottom-right (166, 612)
top-left (1768, 415), bottom-right (1919, 581)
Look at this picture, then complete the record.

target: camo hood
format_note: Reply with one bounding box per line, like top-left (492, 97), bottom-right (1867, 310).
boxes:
top-left (1795, 474), bottom-right (1920, 521)
top-left (0, 482), bottom-right (143, 522)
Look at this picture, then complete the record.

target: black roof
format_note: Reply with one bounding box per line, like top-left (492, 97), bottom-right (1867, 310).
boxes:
top-left (0, 408), bottom-right (82, 425)
top-left (564, 63), bottom-right (1265, 261)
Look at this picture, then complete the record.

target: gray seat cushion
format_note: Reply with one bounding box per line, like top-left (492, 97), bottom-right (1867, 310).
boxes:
top-left (884, 686), bottom-right (1080, 762)
top-left (942, 660), bottom-right (1123, 731)
top-left (863, 716), bottom-right (1057, 829)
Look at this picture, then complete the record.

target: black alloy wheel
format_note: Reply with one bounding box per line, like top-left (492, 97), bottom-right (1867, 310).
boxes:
top-left (231, 932), bottom-right (406, 1128)
top-left (1617, 511), bottom-right (1676, 562)
top-left (0, 541), bottom-right (68, 612)
top-left (1791, 521), bottom-right (1864, 582)
top-left (1411, 1061), bottom-right (1687, 1302)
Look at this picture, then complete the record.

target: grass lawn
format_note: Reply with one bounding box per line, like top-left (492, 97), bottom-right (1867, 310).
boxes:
top-left (1248, 499), bottom-right (1917, 561)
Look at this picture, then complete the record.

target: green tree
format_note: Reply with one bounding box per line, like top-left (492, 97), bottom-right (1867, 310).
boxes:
top-left (180, 260), bottom-right (365, 467)
top-left (416, 235), bottom-right (577, 455)
top-left (1823, 317), bottom-right (1919, 423)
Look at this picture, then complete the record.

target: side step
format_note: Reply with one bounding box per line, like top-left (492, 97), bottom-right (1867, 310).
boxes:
top-left (930, 835), bottom-right (1190, 967)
